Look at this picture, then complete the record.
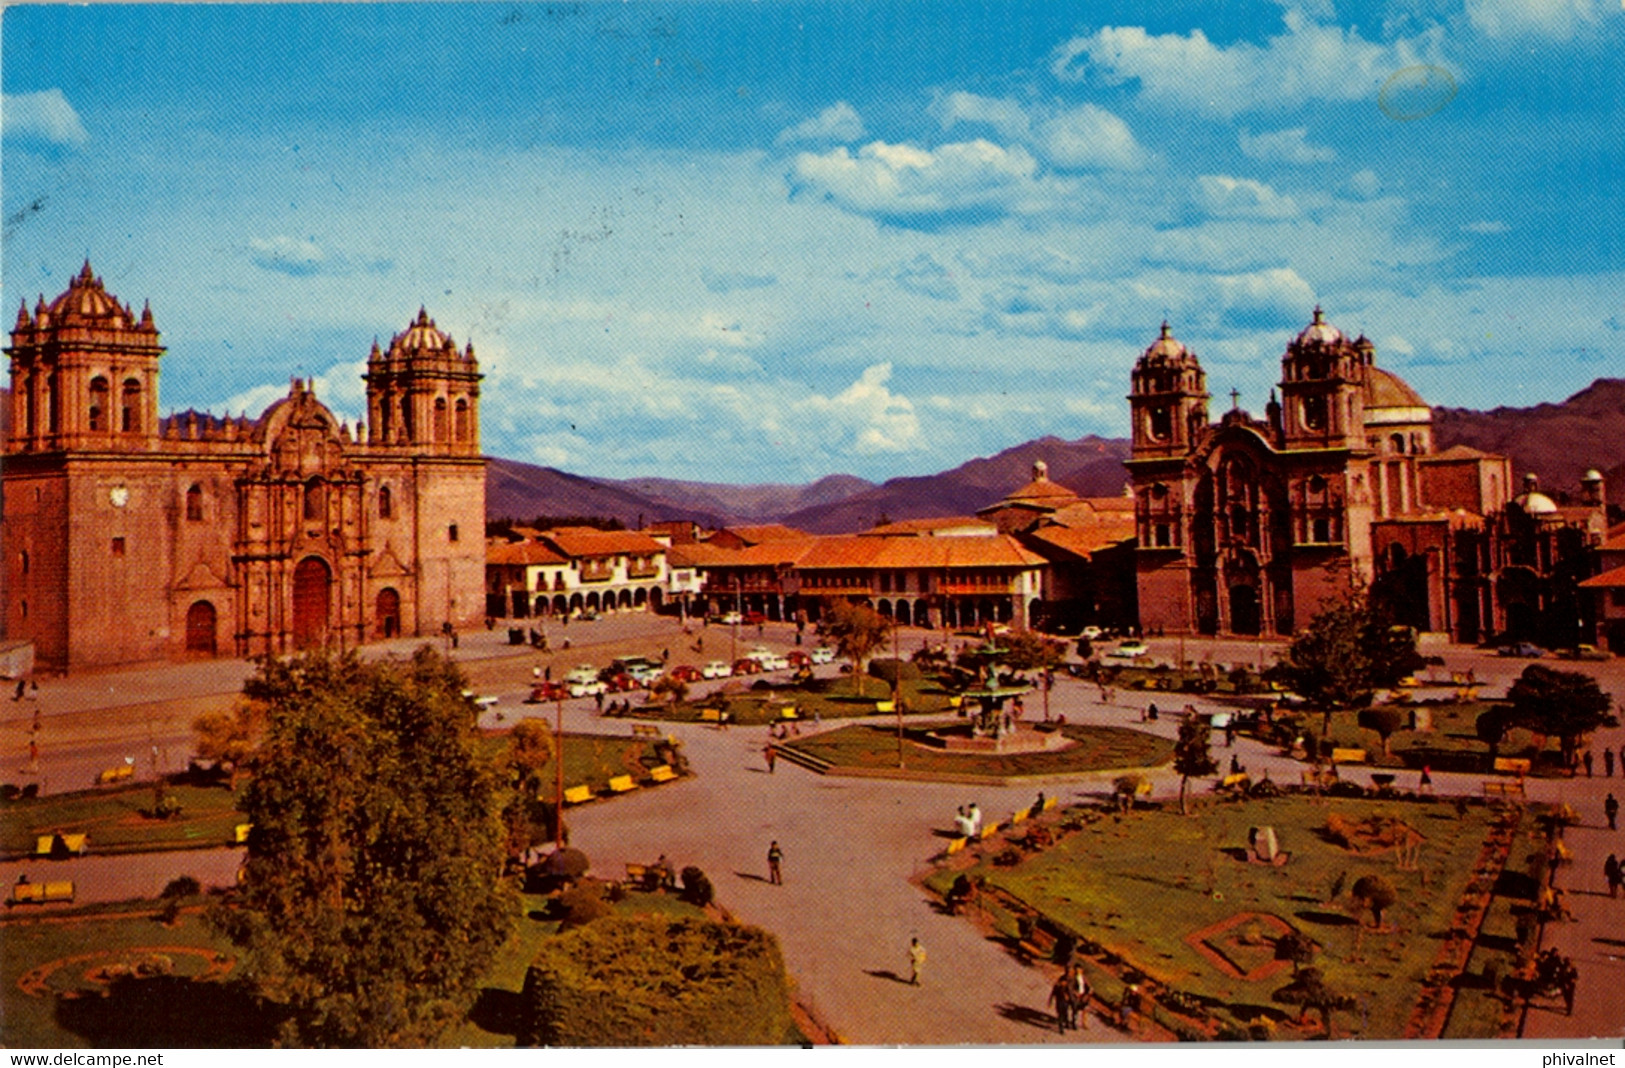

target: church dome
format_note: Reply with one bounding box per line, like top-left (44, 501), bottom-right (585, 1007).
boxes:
top-left (1363, 367), bottom-right (1428, 412)
top-left (1294, 306), bottom-right (1345, 346)
top-left (1514, 474), bottom-right (1558, 515)
top-left (1139, 321), bottom-right (1193, 365)
top-left (43, 261), bottom-right (133, 327)
top-left (387, 307), bottom-right (460, 357)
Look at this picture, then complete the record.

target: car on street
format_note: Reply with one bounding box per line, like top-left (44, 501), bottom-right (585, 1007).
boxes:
top-left (701, 660), bottom-right (733, 680)
top-left (743, 611), bottom-right (767, 626)
top-left (567, 678), bottom-right (608, 698)
top-left (785, 650), bottom-right (811, 668)
top-left (668, 664), bottom-right (703, 683)
top-left (1557, 644), bottom-right (1611, 661)
top-left (1497, 642), bottom-right (1546, 658)
top-left (809, 645), bottom-right (836, 665)
top-left (1108, 640), bottom-right (1151, 659)
top-left (732, 658), bottom-right (763, 676)
top-left (527, 681), bottom-right (570, 703)
top-left (563, 664), bottom-right (600, 686)
top-left (716, 611), bottom-right (744, 625)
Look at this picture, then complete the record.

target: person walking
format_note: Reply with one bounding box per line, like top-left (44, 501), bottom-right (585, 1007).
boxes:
top-left (1605, 854), bottom-right (1620, 898)
top-left (764, 744), bottom-right (777, 774)
top-left (767, 840), bottom-right (783, 885)
top-left (1585, 750), bottom-right (1595, 778)
top-left (1419, 765), bottom-right (1434, 794)
top-left (1048, 972), bottom-right (1074, 1032)
top-left (1607, 793), bottom-right (1620, 832)
top-left (908, 936), bottom-right (926, 986)
top-left (1607, 748), bottom-right (1616, 778)
top-left (1070, 965), bottom-right (1092, 1030)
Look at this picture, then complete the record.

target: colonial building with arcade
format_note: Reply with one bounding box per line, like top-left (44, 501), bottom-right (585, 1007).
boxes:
top-left (3, 263), bottom-right (487, 672)
top-left (1125, 311), bottom-right (1609, 645)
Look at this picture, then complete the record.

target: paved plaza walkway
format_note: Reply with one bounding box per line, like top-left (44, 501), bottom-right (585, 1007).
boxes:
top-left (4, 621), bottom-right (1624, 1041)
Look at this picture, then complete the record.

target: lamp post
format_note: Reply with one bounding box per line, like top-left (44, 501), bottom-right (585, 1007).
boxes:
top-left (554, 694), bottom-right (566, 850)
top-left (893, 610), bottom-right (904, 769)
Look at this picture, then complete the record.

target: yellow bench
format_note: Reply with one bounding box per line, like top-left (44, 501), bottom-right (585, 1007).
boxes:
top-left (35, 834), bottom-right (87, 857)
top-left (8, 880), bottom-right (73, 905)
top-left (607, 775), bottom-right (638, 794)
top-left (1135, 780), bottom-right (1153, 797)
top-left (1042, 796), bottom-right (1057, 811)
top-left (563, 785), bottom-right (595, 805)
top-left (1493, 757), bottom-right (1531, 776)
top-left (1221, 772), bottom-right (1251, 791)
top-left (631, 724), bottom-right (661, 738)
top-left (234, 823), bottom-right (251, 845)
top-left (775, 707), bottom-right (800, 721)
top-left (97, 764), bottom-right (134, 785)
top-left (698, 708), bottom-right (721, 723)
top-left (1483, 779), bottom-right (1526, 799)
top-left (948, 695), bottom-right (963, 709)
top-left (1010, 807), bottom-right (1030, 824)
top-left (648, 765), bottom-right (678, 784)
top-left (979, 821), bottom-right (1001, 840)
top-left (945, 837), bottom-right (967, 855)
top-left (1331, 747), bottom-right (1367, 765)
top-left (875, 700), bottom-right (896, 713)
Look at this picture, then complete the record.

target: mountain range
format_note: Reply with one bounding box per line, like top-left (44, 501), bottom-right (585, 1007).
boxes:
top-left (487, 378), bottom-right (1625, 532)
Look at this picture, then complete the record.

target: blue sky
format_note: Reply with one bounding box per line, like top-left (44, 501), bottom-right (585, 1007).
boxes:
top-left (5, 1), bottom-right (1622, 483)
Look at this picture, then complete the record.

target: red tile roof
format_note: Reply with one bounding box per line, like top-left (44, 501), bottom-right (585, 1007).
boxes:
top-left (486, 540), bottom-right (568, 566)
top-left (798, 533), bottom-right (1044, 570)
top-left (716, 524), bottom-right (808, 544)
top-left (1579, 564), bottom-right (1625, 589)
top-left (540, 529), bottom-right (667, 559)
top-left (1023, 524), bottom-right (1136, 559)
top-left (864, 516), bottom-right (994, 536)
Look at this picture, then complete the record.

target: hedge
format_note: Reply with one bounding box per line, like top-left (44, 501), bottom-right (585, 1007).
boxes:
top-left (520, 915), bottom-right (793, 1046)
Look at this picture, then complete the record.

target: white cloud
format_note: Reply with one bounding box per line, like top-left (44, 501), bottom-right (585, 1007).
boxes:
top-left (788, 139), bottom-right (1050, 223)
top-left (248, 235), bottom-right (328, 276)
top-left (932, 91), bottom-right (1032, 140)
top-left (1194, 175), bottom-right (1299, 219)
top-left (1052, 12), bottom-right (1448, 116)
top-left (775, 101), bottom-right (866, 145)
top-left (796, 363), bottom-right (921, 454)
top-left (1347, 169), bottom-right (1382, 198)
top-left (1466, 0), bottom-right (1601, 39)
top-left (219, 358), bottom-right (369, 428)
top-left (1039, 104), bottom-right (1149, 170)
top-left (1239, 127), bottom-right (1336, 164)
top-left (2, 89), bottom-right (89, 147)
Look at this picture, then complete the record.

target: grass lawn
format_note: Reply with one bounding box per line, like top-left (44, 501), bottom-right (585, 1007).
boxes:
top-left (480, 729), bottom-right (673, 796)
top-left (635, 672), bottom-right (960, 727)
top-left (1286, 701), bottom-right (1566, 774)
top-left (2, 887), bottom-right (715, 1049)
top-left (0, 784), bottom-right (246, 859)
top-left (926, 795), bottom-right (1506, 1039)
top-left (785, 723), bottom-right (1172, 779)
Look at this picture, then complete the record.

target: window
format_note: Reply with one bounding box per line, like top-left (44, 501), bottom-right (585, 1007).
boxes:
top-left (111, 537), bottom-right (126, 556)
top-left (121, 379), bottom-right (142, 432)
top-left (1154, 524), bottom-right (1171, 548)
top-left (88, 377), bottom-right (109, 431)
top-left (449, 523), bottom-right (460, 543)
top-left (378, 485), bottom-right (393, 519)
top-left (1148, 406), bottom-right (1172, 441)
top-left (19, 550), bottom-right (29, 574)
top-left (1389, 433), bottom-right (1405, 454)
top-left (1302, 394), bottom-right (1326, 431)
top-left (185, 484), bottom-right (203, 521)
top-left (433, 397), bottom-right (448, 442)
top-left (19, 599), bottom-right (26, 620)
top-left (1313, 518), bottom-right (1330, 543)
top-left (1612, 589), bottom-right (1625, 608)
top-left (454, 397), bottom-right (469, 442)
top-left (879, 573), bottom-right (891, 593)
top-left (303, 478), bottom-right (324, 521)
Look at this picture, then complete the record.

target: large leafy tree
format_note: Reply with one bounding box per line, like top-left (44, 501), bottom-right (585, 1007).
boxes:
top-left (191, 698), bottom-right (266, 791)
top-left (1172, 714), bottom-right (1218, 815)
top-left (213, 648), bottom-right (517, 1047)
top-left (816, 599), bottom-right (892, 697)
top-left (1506, 664), bottom-right (1616, 768)
top-left (1267, 590), bottom-right (1424, 725)
top-left (1001, 631), bottom-right (1065, 673)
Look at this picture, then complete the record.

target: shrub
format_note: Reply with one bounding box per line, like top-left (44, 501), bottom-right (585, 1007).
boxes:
top-left (556, 882), bottom-right (614, 929)
top-left (867, 658), bottom-right (921, 686)
top-left (680, 865), bottom-right (714, 908)
top-left (161, 876), bottom-right (202, 899)
top-left (520, 916), bottom-right (793, 1046)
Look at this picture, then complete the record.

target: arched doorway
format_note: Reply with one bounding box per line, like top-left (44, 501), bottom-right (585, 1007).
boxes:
top-left (649, 588), bottom-right (664, 611)
top-left (292, 557), bottom-right (332, 649)
top-left (185, 601), bottom-right (217, 655)
top-left (376, 587), bottom-right (401, 638)
top-left (1229, 584), bottom-right (1261, 636)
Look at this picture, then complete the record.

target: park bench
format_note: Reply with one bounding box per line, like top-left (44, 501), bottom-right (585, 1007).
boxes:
top-left (647, 765), bottom-right (678, 784)
top-left (875, 700), bottom-right (896, 713)
top-left (698, 708), bottom-right (721, 723)
top-left (1220, 772), bottom-right (1251, 792)
top-left (775, 707), bottom-right (800, 721)
top-left (607, 775), bottom-right (638, 794)
top-left (563, 784), bottom-right (595, 805)
top-left (978, 821), bottom-right (1001, 840)
top-left (1493, 757), bottom-right (1532, 776)
top-left (948, 695), bottom-right (963, 709)
top-left (1483, 780), bottom-right (1526, 800)
top-left (233, 823), bottom-right (251, 845)
top-left (97, 764), bottom-right (134, 785)
top-left (1016, 922), bottom-right (1059, 963)
top-left (631, 724), bottom-right (662, 738)
top-left (34, 833), bottom-right (87, 858)
top-left (8, 880), bottom-right (74, 906)
top-left (1041, 796), bottom-right (1057, 812)
top-left (1331, 747), bottom-right (1367, 765)
top-left (945, 837), bottom-right (967, 855)
top-left (624, 862), bottom-right (649, 887)
top-left (1009, 807), bottom-right (1030, 825)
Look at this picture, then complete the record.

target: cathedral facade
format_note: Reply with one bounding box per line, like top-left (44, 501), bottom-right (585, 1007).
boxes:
top-left (3, 263), bottom-right (487, 673)
top-left (1126, 311), bottom-right (1607, 644)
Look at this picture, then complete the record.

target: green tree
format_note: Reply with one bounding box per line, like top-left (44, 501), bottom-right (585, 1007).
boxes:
top-left (1173, 714), bottom-right (1218, 815)
top-left (1267, 590), bottom-right (1424, 727)
top-left (1272, 967), bottom-right (1354, 1036)
top-left (1002, 631), bottom-right (1065, 673)
top-left (648, 674), bottom-right (689, 711)
top-left (503, 719), bottom-right (557, 863)
top-left (1357, 706), bottom-right (1409, 757)
top-left (1506, 663), bottom-right (1616, 768)
top-left (1351, 873), bottom-right (1397, 928)
top-left (817, 599), bottom-right (892, 697)
top-left (1475, 705), bottom-right (1513, 766)
top-left (212, 648), bottom-right (517, 1047)
top-left (191, 698), bottom-right (267, 791)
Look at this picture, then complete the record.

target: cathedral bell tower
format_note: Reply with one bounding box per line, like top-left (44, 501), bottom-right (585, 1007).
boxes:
top-left (1129, 322), bottom-right (1208, 460)
top-left (6, 261), bottom-right (163, 453)
top-left (363, 308), bottom-right (481, 455)
top-left (1277, 307), bottom-right (1370, 452)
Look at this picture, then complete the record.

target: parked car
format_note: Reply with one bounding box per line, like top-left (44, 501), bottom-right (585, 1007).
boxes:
top-left (576, 610), bottom-right (599, 622)
top-left (1497, 642), bottom-right (1546, 658)
top-left (567, 678), bottom-right (608, 698)
top-left (743, 611), bottom-right (767, 626)
top-left (1108, 640), bottom-right (1150, 659)
top-left (785, 650), bottom-right (811, 668)
top-left (732, 658), bottom-right (763, 676)
top-left (668, 664), bottom-right (703, 683)
top-left (528, 681), bottom-right (570, 703)
top-left (809, 645), bottom-right (836, 665)
top-left (701, 660), bottom-right (733, 680)
top-left (627, 664), bottom-right (664, 686)
top-left (1558, 644), bottom-right (1611, 661)
top-left (1080, 625), bottom-right (1104, 640)
top-left (760, 654), bottom-right (790, 671)
top-left (563, 664), bottom-right (600, 686)
top-left (716, 611), bottom-right (744, 625)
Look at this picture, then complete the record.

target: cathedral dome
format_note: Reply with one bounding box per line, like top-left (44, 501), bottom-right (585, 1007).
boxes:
top-left (1363, 367), bottom-right (1428, 412)
top-left (1140, 321), bottom-right (1190, 362)
top-left (1294, 306), bottom-right (1344, 346)
top-left (1514, 473), bottom-right (1558, 515)
top-left (44, 261), bottom-right (130, 326)
top-left (385, 307), bottom-right (461, 358)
